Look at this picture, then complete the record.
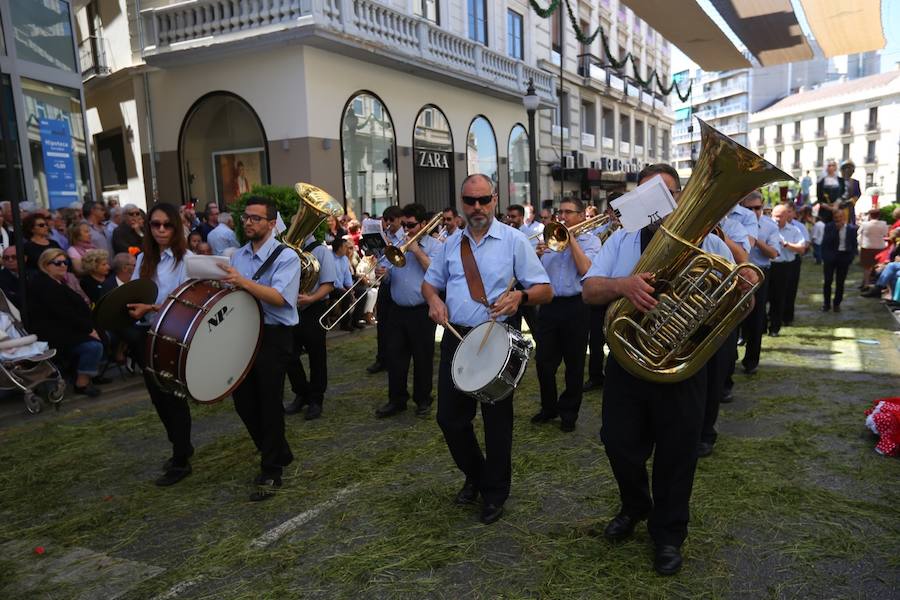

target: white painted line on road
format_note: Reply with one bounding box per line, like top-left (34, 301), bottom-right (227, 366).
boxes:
top-left (150, 576), bottom-right (205, 600)
top-left (250, 484), bottom-right (360, 549)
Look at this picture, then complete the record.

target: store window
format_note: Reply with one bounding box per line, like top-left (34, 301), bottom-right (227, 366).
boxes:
top-left (413, 105), bottom-right (453, 214)
top-left (0, 76), bottom-right (24, 202)
top-left (10, 0), bottom-right (77, 72)
top-left (179, 92), bottom-right (269, 208)
top-left (508, 124), bottom-right (529, 206)
top-left (22, 78), bottom-right (89, 209)
top-left (466, 116), bottom-right (498, 190)
top-left (95, 129), bottom-right (127, 191)
top-left (342, 92), bottom-right (397, 219)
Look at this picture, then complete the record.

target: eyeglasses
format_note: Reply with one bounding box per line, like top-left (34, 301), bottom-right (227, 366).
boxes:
top-left (442, 216), bottom-right (454, 222)
top-left (34, 222), bottom-right (48, 228)
top-left (461, 195), bottom-right (493, 207)
top-left (747, 205), bottom-right (763, 211)
top-left (401, 221), bottom-right (419, 229)
top-left (240, 213), bottom-right (270, 224)
top-left (49, 259), bottom-right (68, 267)
top-left (558, 209), bottom-right (583, 216)
top-left (149, 220), bottom-right (175, 230)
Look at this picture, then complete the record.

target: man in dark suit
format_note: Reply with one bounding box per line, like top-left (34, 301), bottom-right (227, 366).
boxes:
top-left (0, 245), bottom-right (21, 308)
top-left (820, 208), bottom-right (858, 312)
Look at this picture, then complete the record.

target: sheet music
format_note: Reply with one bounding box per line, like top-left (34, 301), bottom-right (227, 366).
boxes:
top-left (610, 175), bottom-right (677, 233)
top-left (185, 255), bottom-right (231, 280)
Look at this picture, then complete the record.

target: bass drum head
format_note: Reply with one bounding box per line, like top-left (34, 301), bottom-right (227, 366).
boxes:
top-left (184, 289), bottom-right (262, 403)
top-left (452, 322), bottom-right (511, 393)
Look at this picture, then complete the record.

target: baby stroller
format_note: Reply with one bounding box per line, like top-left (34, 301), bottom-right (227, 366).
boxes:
top-left (0, 290), bottom-right (65, 414)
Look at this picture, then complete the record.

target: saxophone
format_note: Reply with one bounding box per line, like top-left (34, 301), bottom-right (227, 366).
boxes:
top-left (605, 119), bottom-right (793, 383)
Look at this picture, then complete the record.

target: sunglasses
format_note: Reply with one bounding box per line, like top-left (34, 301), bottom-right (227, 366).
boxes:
top-left (34, 222), bottom-right (48, 228)
top-left (401, 221), bottom-right (419, 229)
top-left (149, 220), bottom-right (175, 230)
top-left (49, 259), bottom-right (68, 267)
top-left (241, 213), bottom-right (270, 224)
top-left (461, 195), bottom-right (493, 207)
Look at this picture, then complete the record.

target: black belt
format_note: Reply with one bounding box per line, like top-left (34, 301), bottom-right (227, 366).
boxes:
top-left (264, 323), bottom-right (290, 330)
top-left (552, 295), bottom-right (582, 301)
top-left (395, 303), bottom-right (427, 310)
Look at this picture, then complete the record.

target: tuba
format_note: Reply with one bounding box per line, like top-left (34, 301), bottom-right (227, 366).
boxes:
top-left (282, 183), bottom-right (344, 294)
top-left (605, 118), bottom-right (793, 383)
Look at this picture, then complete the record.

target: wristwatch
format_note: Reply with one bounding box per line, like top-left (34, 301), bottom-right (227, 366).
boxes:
top-left (519, 290), bottom-right (529, 305)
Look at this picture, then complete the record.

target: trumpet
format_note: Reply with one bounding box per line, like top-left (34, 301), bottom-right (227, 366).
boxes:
top-left (318, 213), bottom-right (443, 330)
top-left (542, 213), bottom-right (616, 252)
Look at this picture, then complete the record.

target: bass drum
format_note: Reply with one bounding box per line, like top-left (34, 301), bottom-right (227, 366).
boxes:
top-left (147, 280), bottom-right (262, 403)
top-left (451, 322), bottom-right (532, 404)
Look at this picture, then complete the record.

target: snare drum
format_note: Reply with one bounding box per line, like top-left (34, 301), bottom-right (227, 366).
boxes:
top-left (147, 279), bottom-right (263, 403)
top-left (451, 322), bottom-right (532, 404)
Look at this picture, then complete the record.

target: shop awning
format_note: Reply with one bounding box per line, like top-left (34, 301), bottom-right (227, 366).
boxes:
top-left (709, 0), bottom-right (814, 66)
top-left (798, 0), bottom-right (886, 58)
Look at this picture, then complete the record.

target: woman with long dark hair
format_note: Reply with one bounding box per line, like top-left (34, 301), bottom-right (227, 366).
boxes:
top-left (125, 203), bottom-right (195, 487)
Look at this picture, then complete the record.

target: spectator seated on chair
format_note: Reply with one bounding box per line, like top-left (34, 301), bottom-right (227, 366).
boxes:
top-left (79, 249), bottom-right (116, 305)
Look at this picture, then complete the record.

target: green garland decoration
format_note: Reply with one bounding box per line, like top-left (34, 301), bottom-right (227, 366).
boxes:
top-left (528, 0), bottom-right (560, 19)
top-left (562, 0), bottom-right (601, 45)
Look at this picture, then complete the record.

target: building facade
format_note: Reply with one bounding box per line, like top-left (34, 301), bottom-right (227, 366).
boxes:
top-left (0, 0), bottom-right (94, 210)
top-left (749, 69), bottom-right (900, 206)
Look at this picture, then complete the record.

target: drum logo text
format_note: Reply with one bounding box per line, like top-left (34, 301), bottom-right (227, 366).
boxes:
top-left (207, 305), bottom-right (235, 332)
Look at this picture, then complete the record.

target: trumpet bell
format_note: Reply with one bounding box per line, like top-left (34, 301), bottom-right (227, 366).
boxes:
top-left (384, 245), bottom-right (407, 268)
top-left (543, 222), bottom-right (570, 252)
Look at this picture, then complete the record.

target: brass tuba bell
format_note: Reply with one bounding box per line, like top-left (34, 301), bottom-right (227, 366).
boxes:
top-left (605, 119), bottom-right (793, 383)
top-left (282, 183), bottom-right (344, 295)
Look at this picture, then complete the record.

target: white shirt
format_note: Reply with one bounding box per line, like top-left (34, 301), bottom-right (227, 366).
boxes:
top-left (812, 221), bottom-right (825, 245)
top-left (207, 222), bottom-right (240, 255)
top-left (858, 219), bottom-right (889, 250)
top-left (837, 225), bottom-right (847, 252)
top-left (132, 248), bottom-right (193, 324)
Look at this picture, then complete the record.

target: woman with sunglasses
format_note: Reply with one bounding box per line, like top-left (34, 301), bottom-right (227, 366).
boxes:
top-left (22, 213), bottom-right (62, 274)
top-left (27, 248), bottom-right (104, 397)
top-left (125, 203), bottom-right (195, 487)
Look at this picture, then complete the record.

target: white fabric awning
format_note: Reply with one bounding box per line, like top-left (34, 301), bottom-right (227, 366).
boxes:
top-left (710, 0), bottom-right (814, 66)
top-left (799, 0), bottom-right (886, 58)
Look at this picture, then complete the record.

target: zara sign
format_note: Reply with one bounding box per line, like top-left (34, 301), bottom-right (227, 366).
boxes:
top-left (416, 150), bottom-right (450, 169)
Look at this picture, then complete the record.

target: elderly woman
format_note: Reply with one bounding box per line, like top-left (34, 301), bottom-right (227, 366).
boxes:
top-left (67, 222), bottom-right (96, 275)
top-left (27, 248), bottom-right (104, 397)
top-left (22, 213), bottom-right (62, 273)
top-left (79, 249), bottom-right (116, 305)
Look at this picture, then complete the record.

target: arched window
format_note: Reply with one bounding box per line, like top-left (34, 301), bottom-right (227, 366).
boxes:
top-left (179, 92), bottom-right (269, 208)
top-left (413, 104), bottom-right (454, 214)
top-left (341, 92), bottom-right (398, 219)
top-left (466, 116), bottom-right (498, 189)
top-left (508, 124), bottom-right (530, 206)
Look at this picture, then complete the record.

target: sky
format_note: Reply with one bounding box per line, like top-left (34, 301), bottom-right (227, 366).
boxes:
top-left (669, 0), bottom-right (900, 76)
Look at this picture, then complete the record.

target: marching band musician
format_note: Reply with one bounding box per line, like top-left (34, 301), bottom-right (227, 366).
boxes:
top-left (440, 207), bottom-right (460, 240)
top-left (531, 197), bottom-right (601, 432)
top-left (220, 196), bottom-right (302, 501)
top-left (582, 164), bottom-right (756, 576)
top-left (366, 206), bottom-right (404, 374)
top-left (504, 204), bottom-right (540, 333)
top-left (375, 203), bottom-right (441, 418)
top-left (283, 224), bottom-right (338, 420)
top-left (126, 203), bottom-right (194, 487)
top-left (422, 174), bottom-right (551, 525)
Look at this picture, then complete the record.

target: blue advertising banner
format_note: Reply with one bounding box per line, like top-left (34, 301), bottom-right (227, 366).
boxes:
top-left (39, 117), bottom-right (77, 209)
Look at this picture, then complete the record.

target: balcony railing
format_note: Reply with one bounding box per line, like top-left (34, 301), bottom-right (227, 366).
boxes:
top-left (865, 122), bottom-right (880, 133)
top-left (840, 126), bottom-right (853, 136)
top-left (791, 161), bottom-right (802, 169)
top-left (792, 133), bottom-right (802, 142)
top-left (774, 136), bottom-right (784, 145)
top-left (864, 155), bottom-right (877, 164)
top-left (581, 132), bottom-right (596, 147)
top-left (140, 0), bottom-right (556, 103)
top-left (79, 36), bottom-right (111, 80)
top-left (814, 160), bottom-right (823, 168)
top-left (814, 129), bottom-right (826, 139)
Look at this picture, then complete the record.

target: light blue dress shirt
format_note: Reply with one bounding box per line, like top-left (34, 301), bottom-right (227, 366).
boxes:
top-left (132, 248), bottom-right (192, 325)
top-left (390, 234), bottom-right (441, 306)
top-left (519, 222), bottom-right (542, 248)
top-left (541, 232), bottom-right (602, 296)
top-left (424, 219), bottom-right (550, 327)
top-left (720, 216), bottom-right (751, 254)
top-left (333, 254), bottom-right (353, 289)
top-left (730, 204), bottom-right (759, 240)
top-left (207, 223), bottom-right (240, 255)
top-left (230, 233), bottom-right (302, 325)
top-left (774, 222), bottom-right (805, 263)
top-left (790, 219), bottom-right (810, 243)
top-left (583, 228), bottom-right (735, 280)
top-left (749, 215), bottom-right (782, 268)
top-left (302, 235), bottom-right (338, 296)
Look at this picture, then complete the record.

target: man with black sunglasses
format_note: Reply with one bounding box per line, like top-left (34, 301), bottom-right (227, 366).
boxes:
top-left (375, 203), bottom-right (441, 418)
top-left (367, 206), bottom-right (404, 374)
top-left (422, 174), bottom-right (552, 525)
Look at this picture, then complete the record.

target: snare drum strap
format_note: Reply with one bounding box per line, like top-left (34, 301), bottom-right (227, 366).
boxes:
top-left (459, 236), bottom-right (488, 306)
top-left (252, 243), bottom-right (288, 281)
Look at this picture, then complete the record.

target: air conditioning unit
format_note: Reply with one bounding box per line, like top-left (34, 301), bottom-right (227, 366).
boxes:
top-left (564, 155), bottom-right (575, 169)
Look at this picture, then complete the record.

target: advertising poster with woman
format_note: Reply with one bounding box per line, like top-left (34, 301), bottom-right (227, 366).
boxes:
top-left (212, 148), bottom-right (265, 207)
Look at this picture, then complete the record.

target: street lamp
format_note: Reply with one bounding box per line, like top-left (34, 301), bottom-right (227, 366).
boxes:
top-left (523, 78), bottom-right (540, 209)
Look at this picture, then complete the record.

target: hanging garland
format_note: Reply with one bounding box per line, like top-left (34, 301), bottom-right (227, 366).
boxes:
top-left (528, 0), bottom-right (692, 102)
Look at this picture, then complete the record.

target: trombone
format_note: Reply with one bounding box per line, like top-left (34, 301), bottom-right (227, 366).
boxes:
top-left (318, 213), bottom-right (443, 330)
top-left (528, 213), bottom-right (618, 250)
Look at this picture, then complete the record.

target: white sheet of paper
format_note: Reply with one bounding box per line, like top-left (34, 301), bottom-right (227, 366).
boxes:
top-left (610, 175), bottom-right (677, 233)
top-left (361, 218), bottom-right (385, 236)
top-left (274, 212), bottom-right (287, 235)
top-left (185, 254), bottom-right (231, 280)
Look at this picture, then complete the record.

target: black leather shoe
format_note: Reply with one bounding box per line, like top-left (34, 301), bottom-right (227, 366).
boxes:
top-left (249, 475), bottom-right (282, 502)
top-left (833, 304), bottom-right (841, 312)
top-left (74, 384), bottom-right (101, 397)
top-left (366, 361), bottom-right (385, 374)
top-left (530, 410), bottom-right (557, 424)
top-left (821, 305), bottom-right (831, 312)
top-left (375, 402), bottom-right (406, 418)
top-left (92, 376), bottom-right (113, 385)
top-left (697, 441), bottom-right (714, 458)
top-left (743, 365), bottom-right (758, 375)
top-left (654, 544), bottom-right (683, 576)
top-left (454, 481), bottom-right (478, 505)
top-left (560, 421), bottom-right (576, 433)
top-left (480, 502), bottom-right (504, 525)
top-left (414, 401), bottom-right (432, 416)
top-left (304, 403), bottom-right (322, 420)
top-left (583, 378), bottom-right (604, 392)
top-left (721, 390), bottom-right (734, 404)
top-left (603, 513), bottom-right (644, 542)
top-left (155, 463), bottom-right (192, 487)
top-left (284, 396), bottom-right (307, 415)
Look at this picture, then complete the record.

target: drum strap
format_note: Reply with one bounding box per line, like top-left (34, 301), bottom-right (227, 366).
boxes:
top-left (303, 240), bottom-right (322, 252)
top-left (459, 236), bottom-right (488, 306)
top-left (252, 244), bottom-right (288, 281)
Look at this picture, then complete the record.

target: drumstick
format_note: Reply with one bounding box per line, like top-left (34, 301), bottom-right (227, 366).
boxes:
top-left (477, 276), bottom-right (517, 354)
top-left (443, 322), bottom-right (465, 342)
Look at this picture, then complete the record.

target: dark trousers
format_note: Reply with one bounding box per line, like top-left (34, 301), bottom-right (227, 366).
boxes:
top-left (741, 268), bottom-right (770, 371)
top-left (507, 304), bottom-right (537, 334)
top-left (286, 301), bottom-right (328, 405)
top-left (535, 296), bottom-right (589, 424)
top-left (822, 252), bottom-right (854, 308)
top-left (232, 325), bottom-right (293, 477)
top-left (601, 356), bottom-right (707, 547)
top-left (588, 305), bottom-right (607, 381)
top-left (701, 330), bottom-right (737, 445)
top-left (375, 281), bottom-right (394, 363)
top-left (436, 327), bottom-right (514, 505)
top-left (387, 304), bottom-right (436, 406)
top-left (767, 262), bottom-right (791, 334)
top-left (783, 256), bottom-right (802, 324)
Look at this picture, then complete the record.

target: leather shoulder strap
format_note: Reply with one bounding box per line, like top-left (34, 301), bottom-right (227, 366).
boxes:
top-left (252, 244), bottom-right (288, 281)
top-left (459, 235), bottom-right (488, 306)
